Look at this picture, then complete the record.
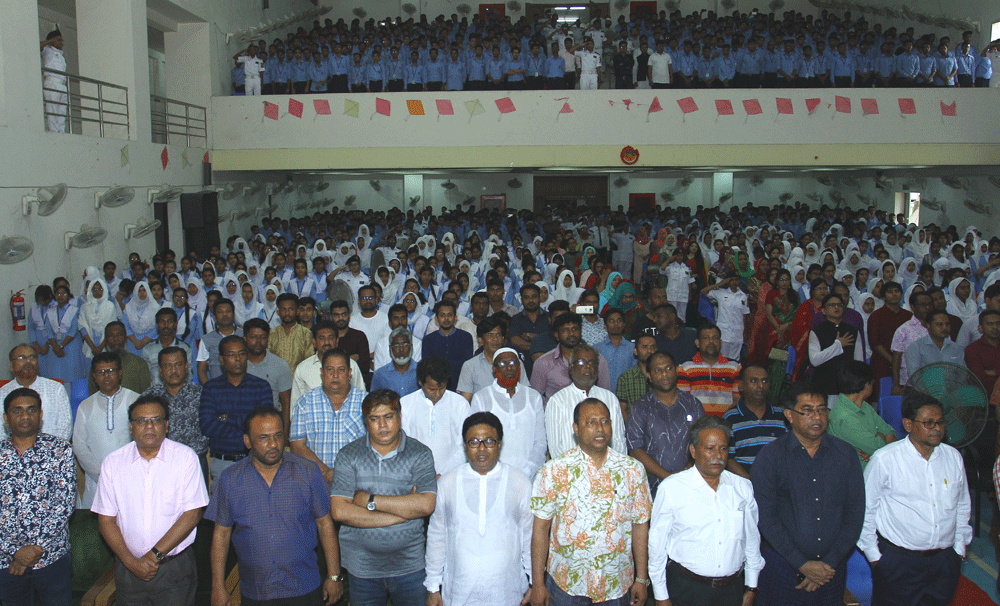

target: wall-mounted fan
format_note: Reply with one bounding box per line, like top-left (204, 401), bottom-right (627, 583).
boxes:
top-left (441, 180), bottom-right (457, 190)
top-left (874, 172), bottom-right (893, 190)
top-left (614, 0), bottom-right (629, 9)
top-left (963, 200), bottom-right (993, 216)
top-left (344, 195), bottom-right (356, 206)
top-left (317, 198), bottom-right (336, 207)
top-left (768, 0), bottom-right (784, 10)
top-left (721, 0), bottom-right (735, 10)
top-left (402, 3), bottom-right (417, 15)
top-left (778, 193), bottom-right (794, 202)
top-left (507, 178), bottom-right (522, 188)
top-left (463, 196), bottom-right (476, 206)
top-left (613, 176), bottom-right (629, 188)
top-left (456, 4), bottom-right (472, 15)
top-left (65, 225), bottom-right (108, 249)
top-left (124, 218), bottom-right (162, 239)
top-left (805, 193), bottom-right (825, 203)
top-left (293, 201), bottom-right (311, 211)
top-left (22, 183), bottom-right (67, 216)
top-left (244, 183), bottom-right (266, 197)
top-left (841, 175), bottom-right (861, 188)
top-left (675, 176), bottom-right (694, 190)
top-left (828, 190), bottom-right (846, 207)
top-left (369, 180), bottom-right (381, 192)
top-left (409, 196), bottom-right (421, 206)
top-left (301, 182), bottom-right (318, 194)
top-left (749, 175), bottom-right (764, 187)
top-left (271, 183), bottom-right (285, 195)
top-left (236, 208), bottom-right (256, 220)
top-left (149, 185), bottom-right (182, 204)
top-left (258, 204), bottom-right (279, 216)
top-left (506, 1), bottom-right (522, 11)
top-left (310, 200), bottom-right (325, 209)
top-left (941, 176), bottom-right (969, 190)
top-left (718, 193), bottom-right (733, 203)
top-left (0, 235), bottom-right (34, 264)
top-left (352, 8), bottom-right (367, 19)
top-left (94, 185), bottom-right (135, 209)
top-left (316, 181), bottom-right (330, 192)
top-left (659, 192), bottom-right (675, 202)
top-left (814, 176), bottom-right (833, 187)
top-left (919, 197), bottom-right (945, 211)
top-left (282, 182), bottom-right (297, 194)
top-left (220, 183), bottom-right (242, 200)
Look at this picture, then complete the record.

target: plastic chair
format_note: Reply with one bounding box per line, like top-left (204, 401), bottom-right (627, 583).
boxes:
top-left (845, 548), bottom-right (873, 606)
top-left (70, 378), bottom-right (89, 422)
top-left (879, 395), bottom-right (906, 438)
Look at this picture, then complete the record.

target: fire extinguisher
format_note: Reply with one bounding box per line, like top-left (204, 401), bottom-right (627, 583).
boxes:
top-left (11, 289), bottom-right (26, 331)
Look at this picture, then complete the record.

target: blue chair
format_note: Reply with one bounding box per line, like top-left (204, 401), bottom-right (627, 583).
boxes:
top-left (845, 548), bottom-right (873, 606)
top-left (785, 346), bottom-right (796, 376)
top-left (70, 378), bottom-right (89, 422)
top-left (879, 395), bottom-right (906, 438)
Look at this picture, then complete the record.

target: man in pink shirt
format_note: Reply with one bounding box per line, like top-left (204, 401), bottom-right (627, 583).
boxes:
top-left (92, 394), bottom-right (209, 605)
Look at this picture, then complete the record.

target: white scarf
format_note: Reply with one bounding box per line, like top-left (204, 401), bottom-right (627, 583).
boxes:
top-left (124, 281), bottom-right (157, 334)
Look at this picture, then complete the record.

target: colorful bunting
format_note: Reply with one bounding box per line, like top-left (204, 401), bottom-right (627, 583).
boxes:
top-left (898, 98), bottom-right (916, 115)
top-left (495, 97), bottom-right (516, 113)
top-left (160, 146), bottom-right (169, 170)
top-left (407, 100), bottom-right (425, 116)
top-left (181, 148), bottom-right (191, 168)
top-left (263, 101), bottom-right (279, 120)
top-left (559, 102), bottom-right (574, 114)
top-left (203, 151), bottom-right (210, 163)
top-left (375, 98), bottom-right (391, 116)
top-left (835, 96), bottom-right (851, 113)
top-left (314, 99), bottom-right (332, 115)
top-left (715, 100), bottom-right (734, 115)
top-left (675, 97), bottom-right (695, 113)
top-left (288, 98), bottom-right (304, 118)
top-left (805, 98), bottom-right (821, 113)
top-left (776, 98), bottom-right (794, 114)
top-left (940, 101), bottom-right (956, 116)
top-left (344, 99), bottom-right (359, 118)
top-left (436, 100), bottom-right (455, 115)
top-left (120, 145), bottom-right (129, 167)
top-left (743, 99), bottom-right (763, 115)
top-left (464, 99), bottom-right (486, 118)
top-left (861, 99), bottom-right (879, 115)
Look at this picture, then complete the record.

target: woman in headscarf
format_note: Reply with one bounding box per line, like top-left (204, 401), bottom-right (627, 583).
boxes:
top-left (791, 278), bottom-right (830, 380)
top-left (170, 286), bottom-right (202, 351)
top-left (908, 229), bottom-right (931, 260)
top-left (45, 283), bottom-right (84, 384)
top-left (356, 225), bottom-right (373, 270)
top-left (122, 281), bottom-right (158, 354)
top-left (761, 268), bottom-right (799, 400)
top-left (897, 257), bottom-right (920, 293)
top-left (883, 231), bottom-right (904, 264)
top-left (79, 278), bottom-right (120, 359)
top-left (633, 227), bottom-right (651, 284)
top-left (552, 269), bottom-right (583, 305)
top-left (260, 284), bottom-right (281, 328)
top-left (803, 242), bottom-right (822, 266)
top-left (186, 277), bottom-right (208, 317)
top-left (28, 285), bottom-right (55, 376)
top-left (947, 242), bottom-right (971, 275)
top-left (857, 293), bottom-right (877, 361)
top-left (220, 273), bottom-right (240, 302)
top-left (838, 243), bottom-right (865, 275)
top-left (537, 282), bottom-right (552, 312)
top-left (732, 250), bottom-right (757, 292)
top-left (868, 260), bottom-right (897, 297)
top-left (747, 265), bottom-right (779, 367)
top-left (599, 272), bottom-right (624, 309)
top-left (400, 291), bottom-right (430, 337)
top-left (577, 245), bottom-right (598, 275)
top-left (946, 277), bottom-right (978, 325)
top-left (235, 282), bottom-right (264, 328)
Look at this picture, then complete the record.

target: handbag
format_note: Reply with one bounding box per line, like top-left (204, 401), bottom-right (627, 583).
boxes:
top-left (768, 346), bottom-right (789, 362)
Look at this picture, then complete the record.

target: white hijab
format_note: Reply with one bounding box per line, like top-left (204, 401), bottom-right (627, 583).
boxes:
top-left (81, 278), bottom-right (119, 357)
top-left (552, 269), bottom-right (582, 304)
top-left (124, 281), bottom-right (157, 335)
top-left (946, 277), bottom-right (978, 324)
top-left (186, 277), bottom-right (208, 316)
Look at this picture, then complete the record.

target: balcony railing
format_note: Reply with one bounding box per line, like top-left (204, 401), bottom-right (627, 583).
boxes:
top-left (41, 67), bottom-right (129, 138)
top-left (151, 95), bottom-right (207, 146)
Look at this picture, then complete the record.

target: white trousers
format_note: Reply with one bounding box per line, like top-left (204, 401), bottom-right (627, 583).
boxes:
top-left (245, 76), bottom-right (261, 95)
top-left (44, 78), bottom-right (68, 132)
top-left (580, 73), bottom-right (598, 90)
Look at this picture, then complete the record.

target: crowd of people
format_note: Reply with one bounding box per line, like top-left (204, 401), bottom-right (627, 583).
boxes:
top-left (230, 9), bottom-right (999, 95)
top-left (3, 198), bottom-right (1000, 606)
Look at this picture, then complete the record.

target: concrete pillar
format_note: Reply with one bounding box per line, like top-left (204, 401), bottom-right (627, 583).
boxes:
top-left (1, 0), bottom-right (44, 129)
top-left (164, 23), bottom-right (212, 107)
top-left (76, 0), bottom-right (150, 140)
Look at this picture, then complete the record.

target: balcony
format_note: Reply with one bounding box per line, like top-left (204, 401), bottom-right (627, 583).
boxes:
top-left (41, 68), bottom-right (129, 139)
top-left (151, 95), bottom-right (208, 146)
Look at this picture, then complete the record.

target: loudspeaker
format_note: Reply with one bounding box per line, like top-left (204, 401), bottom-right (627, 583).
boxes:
top-left (203, 161), bottom-right (212, 187)
top-left (180, 192), bottom-right (218, 229)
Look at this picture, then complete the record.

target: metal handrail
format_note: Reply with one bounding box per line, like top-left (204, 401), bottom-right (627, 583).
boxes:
top-left (41, 67), bottom-right (129, 138)
top-left (150, 95), bottom-right (207, 146)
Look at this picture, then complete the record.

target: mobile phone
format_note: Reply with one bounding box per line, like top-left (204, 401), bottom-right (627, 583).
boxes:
top-left (578, 305), bottom-right (595, 314)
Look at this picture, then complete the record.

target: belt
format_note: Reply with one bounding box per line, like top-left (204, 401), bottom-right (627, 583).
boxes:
top-left (877, 534), bottom-right (947, 558)
top-left (211, 452), bottom-right (245, 462)
top-left (160, 545), bottom-right (191, 564)
top-left (669, 561), bottom-right (744, 588)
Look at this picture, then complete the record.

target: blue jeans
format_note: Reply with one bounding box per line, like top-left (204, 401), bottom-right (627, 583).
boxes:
top-left (347, 569), bottom-right (426, 606)
top-left (0, 552), bottom-right (72, 606)
top-left (545, 573), bottom-right (631, 606)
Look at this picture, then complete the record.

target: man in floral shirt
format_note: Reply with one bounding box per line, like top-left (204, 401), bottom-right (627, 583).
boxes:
top-left (530, 397), bottom-right (652, 606)
top-left (0, 387), bottom-right (76, 605)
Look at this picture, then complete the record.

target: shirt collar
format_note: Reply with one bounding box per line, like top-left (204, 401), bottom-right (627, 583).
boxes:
top-left (693, 352), bottom-right (729, 365)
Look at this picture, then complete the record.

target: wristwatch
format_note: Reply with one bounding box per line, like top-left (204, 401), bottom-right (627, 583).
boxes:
top-left (634, 577), bottom-right (651, 587)
top-left (745, 585), bottom-right (758, 593)
top-left (367, 494), bottom-right (377, 511)
top-left (150, 546), bottom-right (167, 563)
top-left (328, 572), bottom-right (344, 583)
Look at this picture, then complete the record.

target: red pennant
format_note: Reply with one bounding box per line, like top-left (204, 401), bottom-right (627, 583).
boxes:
top-left (776, 98), bottom-right (794, 114)
top-left (313, 99), bottom-right (332, 115)
top-left (715, 100), bottom-right (734, 115)
top-left (898, 98), bottom-right (916, 115)
top-left (375, 97), bottom-right (391, 116)
top-left (203, 151), bottom-right (210, 163)
top-left (263, 101), bottom-right (279, 120)
top-left (436, 99), bottom-right (455, 115)
top-left (940, 101), bottom-right (956, 116)
top-left (675, 97), bottom-right (695, 113)
top-left (861, 99), bottom-right (879, 115)
top-left (559, 102), bottom-right (573, 114)
top-left (288, 98), bottom-right (304, 118)
top-left (805, 98), bottom-right (821, 113)
top-left (835, 96), bottom-right (851, 113)
top-left (743, 99), bottom-right (763, 115)
top-left (622, 99), bottom-right (635, 110)
top-left (161, 147), bottom-right (168, 170)
top-left (495, 97), bottom-right (516, 113)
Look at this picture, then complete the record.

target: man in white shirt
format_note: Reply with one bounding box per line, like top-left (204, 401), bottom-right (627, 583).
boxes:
top-left (576, 38), bottom-right (602, 90)
top-left (858, 392), bottom-right (971, 606)
top-left (648, 39), bottom-right (673, 88)
top-left (399, 356), bottom-right (469, 476)
top-left (424, 411), bottom-right (533, 606)
top-left (470, 348), bottom-right (546, 478)
top-left (290, 321), bottom-right (364, 407)
top-left (702, 272), bottom-right (751, 361)
top-left (546, 344), bottom-right (626, 458)
top-left (1, 345), bottom-right (72, 441)
top-left (73, 352), bottom-right (139, 508)
top-left (236, 45), bottom-right (265, 96)
top-left (649, 415), bottom-right (763, 606)
top-left (351, 284), bottom-right (390, 363)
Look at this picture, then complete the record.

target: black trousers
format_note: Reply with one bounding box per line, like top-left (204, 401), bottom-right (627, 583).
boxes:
top-left (834, 76), bottom-right (852, 87)
top-left (426, 81), bottom-right (443, 91)
top-left (330, 74), bottom-right (349, 93)
top-left (957, 74), bottom-right (973, 87)
top-left (368, 80), bottom-right (383, 93)
top-left (115, 548), bottom-right (197, 606)
top-left (564, 72), bottom-right (576, 88)
top-left (666, 561), bottom-right (744, 606)
top-left (975, 77), bottom-right (991, 88)
top-left (872, 536), bottom-right (961, 606)
top-left (386, 79), bottom-right (404, 92)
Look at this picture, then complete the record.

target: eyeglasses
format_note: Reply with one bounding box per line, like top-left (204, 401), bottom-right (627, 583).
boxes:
top-left (913, 419), bottom-right (946, 430)
top-left (12, 354), bottom-right (38, 362)
top-left (130, 416), bottom-right (166, 426)
top-left (360, 296), bottom-right (375, 301)
top-left (465, 437), bottom-right (500, 449)
top-left (573, 358), bottom-right (598, 368)
top-left (791, 406), bottom-right (830, 418)
top-left (494, 359), bottom-right (519, 369)
top-left (93, 368), bottom-right (120, 376)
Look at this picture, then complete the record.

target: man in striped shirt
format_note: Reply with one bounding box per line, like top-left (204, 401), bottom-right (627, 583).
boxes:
top-left (722, 365), bottom-right (785, 477)
top-left (677, 324), bottom-right (740, 417)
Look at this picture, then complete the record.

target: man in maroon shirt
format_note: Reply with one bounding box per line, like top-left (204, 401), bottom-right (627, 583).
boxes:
top-left (866, 281), bottom-right (911, 398)
top-left (967, 310), bottom-right (1000, 407)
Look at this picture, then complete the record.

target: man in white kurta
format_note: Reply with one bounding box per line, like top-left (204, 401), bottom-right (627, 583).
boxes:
top-left (469, 348), bottom-right (546, 479)
top-left (72, 353), bottom-right (138, 508)
top-left (41, 31), bottom-right (69, 132)
top-left (424, 411), bottom-right (533, 606)
top-left (399, 356), bottom-right (470, 476)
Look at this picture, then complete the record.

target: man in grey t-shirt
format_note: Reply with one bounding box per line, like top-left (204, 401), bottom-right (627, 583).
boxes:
top-left (330, 388), bottom-right (437, 606)
top-left (244, 319), bottom-right (293, 427)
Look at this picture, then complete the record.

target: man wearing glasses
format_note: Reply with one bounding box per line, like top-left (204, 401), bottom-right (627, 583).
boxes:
top-left (424, 411), bottom-right (533, 606)
top-left (751, 382), bottom-right (865, 605)
top-left (92, 394), bottom-right (209, 605)
top-left (199, 336), bottom-right (274, 485)
top-left (858, 392), bottom-right (971, 606)
top-left (353, 284), bottom-right (390, 371)
top-left (808, 293), bottom-right (863, 397)
top-left (546, 344), bottom-right (626, 459)
top-left (0, 345), bottom-right (72, 441)
top-left (73, 352), bottom-right (138, 509)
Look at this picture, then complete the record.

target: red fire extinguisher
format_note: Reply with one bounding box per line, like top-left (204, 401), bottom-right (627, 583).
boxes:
top-left (11, 289), bottom-right (26, 331)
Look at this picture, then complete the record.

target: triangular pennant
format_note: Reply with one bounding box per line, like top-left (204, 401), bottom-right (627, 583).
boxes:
top-left (160, 146), bottom-right (169, 170)
top-left (898, 98), bottom-right (916, 115)
top-left (776, 98), bottom-right (794, 115)
top-left (344, 99), bottom-right (360, 118)
top-left (496, 97), bottom-right (516, 114)
top-left (715, 100), bottom-right (734, 115)
top-left (940, 101), bottom-right (956, 117)
top-left (314, 99), bottom-right (332, 115)
top-left (464, 99), bottom-right (485, 116)
top-left (647, 96), bottom-right (663, 113)
top-left (203, 151), bottom-right (210, 163)
top-left (622, 99), bottom-right (635, 110)
top-left (834, 96), bottom-right (851, 113)
top-left (861, 99), bottom-right (879, 115)
top-left (436, 99), bottom-right (455, 115)
top-left (743, 99), bottom-right (763, 115)
top-left (181, 148), bottom-right (191, 168)
top-left (288, 98), bottom-right (304, 118)
top-left (263, 101), bottom-right (279, 120)
top-left (407, 100), bottom-right (425, 116)
top-left (375, 97), bottom-right (391, 116)
top-left (805, 98), bottom-right (821, 113)
top-left (675, 97), bottom-right (696, 114)
top-left (559, 102), bottom-right (573, 114)
top-left (120, 145), bottom-right (129, 167)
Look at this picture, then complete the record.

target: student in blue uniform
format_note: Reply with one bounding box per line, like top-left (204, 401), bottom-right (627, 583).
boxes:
top-left (404, 50), bottom-right (425, 91)
top-left (424, 47), bottom-right (446, 91)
